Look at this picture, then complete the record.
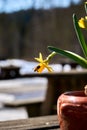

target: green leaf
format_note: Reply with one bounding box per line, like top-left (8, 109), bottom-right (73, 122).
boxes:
top-left (73, 14), bottom-right (87, 58)
top-left (85, 2), bottom-right (87, 14)
top-left (48, 46), bottom-right (87, 68)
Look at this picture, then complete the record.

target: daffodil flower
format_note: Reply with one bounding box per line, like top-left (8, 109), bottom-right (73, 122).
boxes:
top-left (78, 16), bottom-right (87, 29)
top-left (34, 52), bottom-right (56, 73)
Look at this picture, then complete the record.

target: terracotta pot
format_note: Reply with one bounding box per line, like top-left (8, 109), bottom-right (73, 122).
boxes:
top-left (57, 91), bottom-right (87, 130)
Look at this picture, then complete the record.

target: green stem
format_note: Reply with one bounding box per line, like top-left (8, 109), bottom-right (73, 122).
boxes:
top-left (73, 14), bottom-right (87, 59)
top-left (85, 2), bottom-right (87, 14)
top-left (46, 52), bottom-right (56, 62)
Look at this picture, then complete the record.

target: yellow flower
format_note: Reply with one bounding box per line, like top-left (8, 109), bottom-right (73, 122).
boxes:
top-left (78, 16), bottom-right (87, 29)
top-left (34, 52), bottom-right (55, 73)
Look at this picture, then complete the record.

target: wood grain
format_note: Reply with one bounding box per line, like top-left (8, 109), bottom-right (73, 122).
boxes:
top-left (0, 115), bottom-right (59, 130)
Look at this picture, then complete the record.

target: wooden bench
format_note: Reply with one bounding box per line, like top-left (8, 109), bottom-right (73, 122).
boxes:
top-left (0, 85), bottom-right (46, 117)
top-left (0, 115), bottom-right (60, 130)
top-left (1, 70), bottom-right (87, 117)
top-left (3, 94), bottom-right (44, 117)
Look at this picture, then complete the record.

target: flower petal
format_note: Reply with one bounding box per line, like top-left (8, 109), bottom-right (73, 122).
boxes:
top-left (35, 58), bottom-right (42, 62)
top-left (46, 66), bottom-right (53, 72)
top-left (78, 17), bottom-right (87, 29)
top-left (39, 53), bottom-right (43, 61)
top-left (34, 63), bottom-right (45, 73)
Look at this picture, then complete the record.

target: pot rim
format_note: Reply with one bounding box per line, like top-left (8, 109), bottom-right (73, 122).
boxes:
top-left (59, 91), bottom-right (87, 104)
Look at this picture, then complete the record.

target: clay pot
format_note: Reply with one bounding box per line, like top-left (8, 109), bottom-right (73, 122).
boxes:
top-left (57, 91), bottom-right (87, 130)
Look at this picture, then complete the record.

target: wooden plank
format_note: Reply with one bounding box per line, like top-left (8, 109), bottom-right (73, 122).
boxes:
top-left (0, 87), bottom-right (46, 106)
top-left (0, 115), bottom-right (59, 130)
top-left (20, 69), bottom-right (87, 78)
top-left (3, 91), bottom-right (45, 106)
top-left (0, 78), bottom-right (47, 107)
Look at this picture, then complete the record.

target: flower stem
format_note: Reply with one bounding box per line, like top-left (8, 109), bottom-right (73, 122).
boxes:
top-left (46, 52), bottom-right (56, 62)
top-left (84, 85), bottom-right (87, 96)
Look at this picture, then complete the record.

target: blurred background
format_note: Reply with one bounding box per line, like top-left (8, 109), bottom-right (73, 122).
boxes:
top-left (0, 0), bottom-right (86, 122)
top-left (0, 0), bottom-right (86, 63)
